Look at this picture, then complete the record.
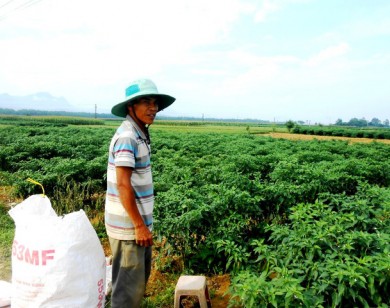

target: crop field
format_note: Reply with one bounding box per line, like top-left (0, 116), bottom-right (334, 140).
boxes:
top-left (0, 116), bottom-right (389, 307)
top-left (267, 132), bottom-right (390, 144)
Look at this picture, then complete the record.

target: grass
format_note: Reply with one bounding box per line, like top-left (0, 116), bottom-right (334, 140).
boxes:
top-left (151, 124), bottom-right (287, 134)
top-left (0, 114), bottom-right (105, 126)
top-left (104, 118), bottom-right (288, 134)
top-left (0, 201), bottom-right (14, 281)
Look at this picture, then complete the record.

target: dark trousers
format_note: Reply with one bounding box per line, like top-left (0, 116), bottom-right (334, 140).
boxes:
top-left (109, 237), bottom-right (152, 308)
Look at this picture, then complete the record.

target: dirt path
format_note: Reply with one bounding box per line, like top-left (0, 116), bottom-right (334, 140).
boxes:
top-left (265, 132), bottom-right (390, 144)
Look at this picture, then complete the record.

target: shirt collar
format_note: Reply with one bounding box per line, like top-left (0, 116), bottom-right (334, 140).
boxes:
top-left (125, 114), bottom-right (147, 140)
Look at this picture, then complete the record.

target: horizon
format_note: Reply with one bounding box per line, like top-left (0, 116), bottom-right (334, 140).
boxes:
top-left (1, 105), bottom-right (389, 126)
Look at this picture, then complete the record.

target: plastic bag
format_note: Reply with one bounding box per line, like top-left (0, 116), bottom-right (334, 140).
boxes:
top-left (0, 280), bottom-right (11, 307)
top-left (9, 195), bottom-right (106, 308)
top-left (105, 256), bottom-right (112, 296)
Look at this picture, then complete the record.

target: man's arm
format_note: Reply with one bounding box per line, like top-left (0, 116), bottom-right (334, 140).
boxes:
top-left (116, 166), bottom-right (153, 247)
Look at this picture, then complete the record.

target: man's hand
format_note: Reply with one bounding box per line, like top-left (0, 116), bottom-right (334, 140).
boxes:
top-left (135, 224), bottom-right (153, 247)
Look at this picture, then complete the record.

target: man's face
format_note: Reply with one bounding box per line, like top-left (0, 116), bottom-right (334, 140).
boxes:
top-left (131, 97), bottom-right (159, 125)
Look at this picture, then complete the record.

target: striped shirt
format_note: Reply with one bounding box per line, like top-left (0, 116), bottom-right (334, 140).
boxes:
top-left (105, 115), bottom-right (154, 240)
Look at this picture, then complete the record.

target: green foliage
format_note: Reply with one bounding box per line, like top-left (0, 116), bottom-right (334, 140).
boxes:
top-left (216, 239), bottom-right (251, 273)
top-left (229, 270), bottom-right (310, 308)
top-left (292, 125), bottom-right (390, 140)
top-left (0, 200), bottom-right (14, 280)
top-left (0, 125), bottom-right (113, 198)
top-left (285, 120), bottom-right (295, 132)
top-left (0, 114), bottom-right (105, 126)
top-left (230, 185), bottom-right (390, 307)
top-left (335, 117), bottom-right (390, 128)
top-left (0, 121), bottom-right (389, 306)
top-left (141, 282), bottom-right (177, 308)
top-left (50, 178), bottom-right (105, 217)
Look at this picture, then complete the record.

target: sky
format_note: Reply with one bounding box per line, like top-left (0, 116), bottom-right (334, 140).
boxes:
top-left (0, 0), bottom-right (389, 124)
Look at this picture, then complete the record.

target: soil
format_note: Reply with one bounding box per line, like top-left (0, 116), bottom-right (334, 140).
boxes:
top-left (145, 270), bottom-right (231, 307)
top-left (205, 274), bottom-right (231, 307)
top-left (265, 132), bottom-right (390, 144)
top-left (101, 240), bottom-right (232, 307)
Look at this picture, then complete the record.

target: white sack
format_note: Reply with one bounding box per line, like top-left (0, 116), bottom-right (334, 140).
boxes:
top-left (9, 195), bottom-right (106, 308)
top-left (105, 256), bottom-right (112, 296)
top-left (0, 280), bottom-right (12, 307)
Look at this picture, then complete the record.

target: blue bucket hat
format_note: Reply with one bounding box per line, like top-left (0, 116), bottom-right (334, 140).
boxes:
top-left (111, 79), bottom-right (176, 118)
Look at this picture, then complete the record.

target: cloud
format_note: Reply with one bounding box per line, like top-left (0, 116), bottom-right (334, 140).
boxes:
top-left (0, 0), bottom-right (251, 88)
top-left (306, 43), bottom-right (350, 67)
top-left (253, 0), bottom-right (312, 23)
top-left (1, 0), bottom-right (389, 123)
top-left (254, 0), bottom-right (280, 22)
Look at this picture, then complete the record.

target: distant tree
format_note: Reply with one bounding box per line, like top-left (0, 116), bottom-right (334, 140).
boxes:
top-left (384, 119), bottom-right (389, 127)
top-left (360, 118), bottom-right (368, 127)
top-left (369, 118), bottom-right (381, 127)
top-left (335, 118), bottom-right (343, 126)
top-left (348, 117), bottom-right (367, 127)
top-left (285, 120), bottom-right (295, 132)
top-left (348, 118), bottom-right (358, 126)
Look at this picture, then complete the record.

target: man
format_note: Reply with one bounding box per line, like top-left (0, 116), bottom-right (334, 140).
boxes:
top-left (105, 79), bottom-right (175, 307)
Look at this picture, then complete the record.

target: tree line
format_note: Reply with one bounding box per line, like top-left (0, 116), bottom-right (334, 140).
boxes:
top-left (335, 117), bottom-right (389, 127)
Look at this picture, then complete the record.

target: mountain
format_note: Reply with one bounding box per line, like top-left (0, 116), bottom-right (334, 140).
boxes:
top-left (0, 92), bottom-right (74, 111)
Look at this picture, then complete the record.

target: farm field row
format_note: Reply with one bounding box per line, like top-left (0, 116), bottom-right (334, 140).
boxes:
top-left (0, 117), bottom-right (389, 307)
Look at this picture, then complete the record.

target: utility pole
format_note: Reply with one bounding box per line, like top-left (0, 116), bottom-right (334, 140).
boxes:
top-left (95, 104), bottom-right (97, 119)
